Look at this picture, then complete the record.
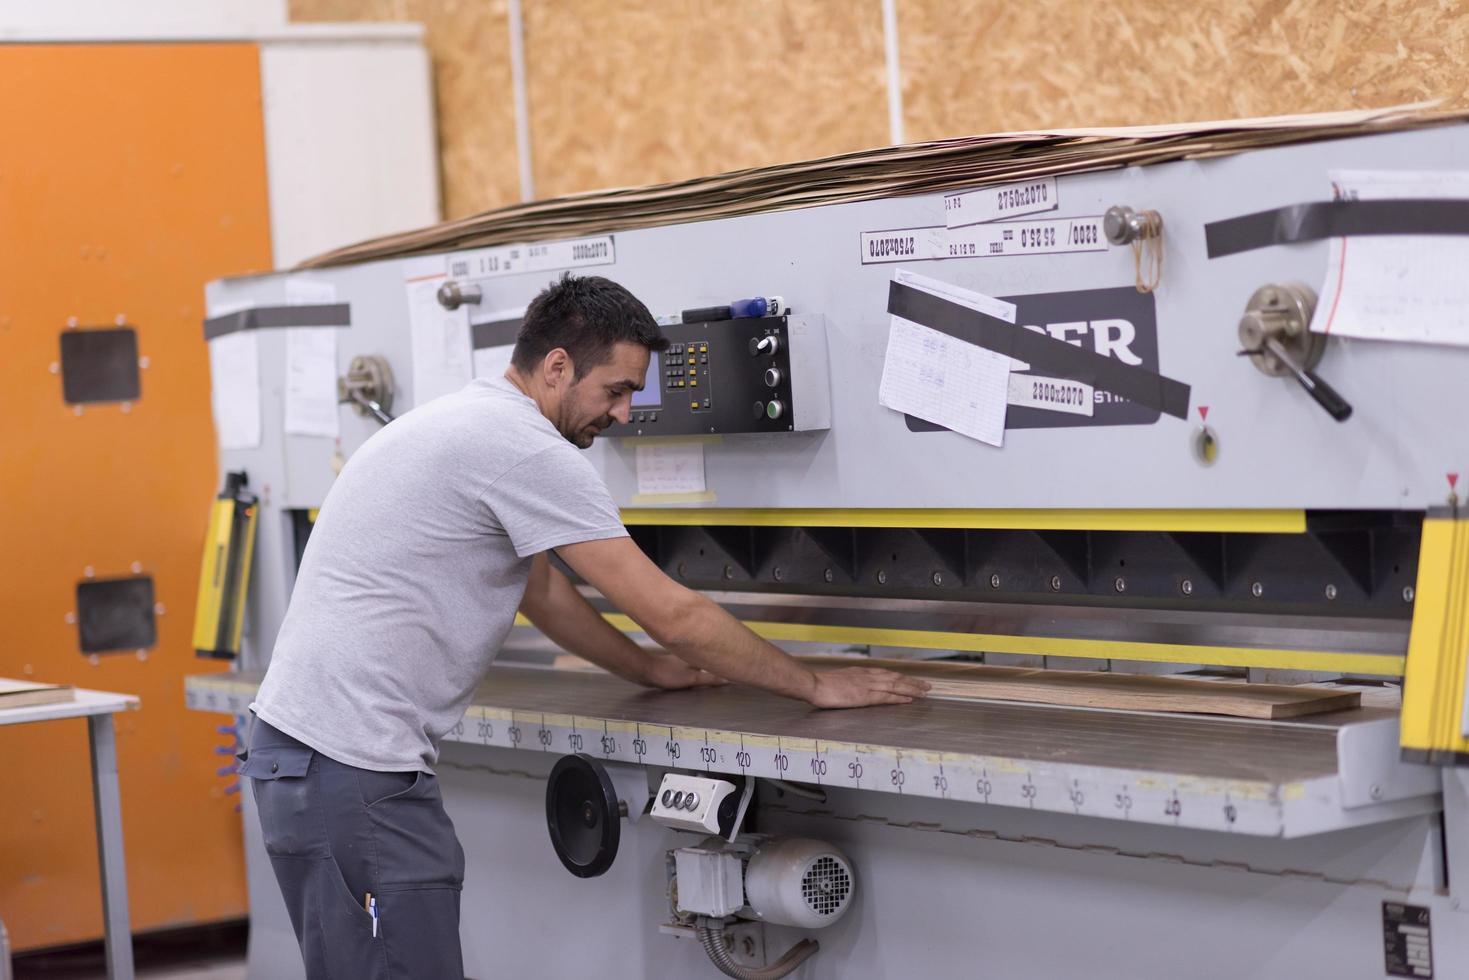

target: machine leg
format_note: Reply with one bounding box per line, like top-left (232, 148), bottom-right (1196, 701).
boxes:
top-left (1, 913), bottom-right (12, 980)
top-left (88, 714), bottom-right (135, 980)
top-left (1446, 767), bottom-right (1469, 914)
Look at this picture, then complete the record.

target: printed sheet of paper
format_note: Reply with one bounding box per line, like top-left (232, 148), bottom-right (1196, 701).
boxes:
top-left (404, 256), bottom-right (473, 407)
top-left (1311, 170), bottom-right (1469, 347)
top-left (879, 270), bottom-right (1016, 447)
top-left (635, 442), bottom-right (707, 496)
top-left (207, 322), bottom-right (261, 450)
top-left (282, 278), bottom-right (341, 438)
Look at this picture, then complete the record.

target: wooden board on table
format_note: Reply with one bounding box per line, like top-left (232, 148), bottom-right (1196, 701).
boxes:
top-left (0, 677), bottom-right (76, 711)
top-left (797, 657), bottom-right (1360, 720)
top-left (551, 653), bottom-right (1359, 719)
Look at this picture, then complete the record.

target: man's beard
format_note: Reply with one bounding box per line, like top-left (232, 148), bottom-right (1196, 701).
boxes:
top-left (563, 414), bottom-right (614, 449)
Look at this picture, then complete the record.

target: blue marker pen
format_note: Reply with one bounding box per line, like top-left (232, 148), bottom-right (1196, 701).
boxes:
top-left (729, 295), bottom-right (784, 319)
top-left (680, 295), bottom-right (786, 323)
top-left (371, 896), bottom-right (379, 938)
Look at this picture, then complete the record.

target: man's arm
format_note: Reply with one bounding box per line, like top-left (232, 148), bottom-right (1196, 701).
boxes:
top-left (554, 537), bottom-right (929, 709)
top-left (519, 552), bottom-right (722, 690)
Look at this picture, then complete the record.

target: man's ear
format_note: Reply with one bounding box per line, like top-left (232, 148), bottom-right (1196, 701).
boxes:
top-left (543, 348), bottom-right (574, 388)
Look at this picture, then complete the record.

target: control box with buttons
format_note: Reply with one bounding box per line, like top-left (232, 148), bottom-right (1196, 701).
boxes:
top-left (611, 313), bottom-right (831, 437)
top-left (649, 773), bottom-right (739, 834)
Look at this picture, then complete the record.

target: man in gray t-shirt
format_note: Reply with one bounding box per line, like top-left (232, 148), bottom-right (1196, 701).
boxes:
top-left (241, 274), bottom-right (927, 979)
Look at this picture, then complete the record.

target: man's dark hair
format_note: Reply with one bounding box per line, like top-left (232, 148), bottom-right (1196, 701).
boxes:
top-left (511, 273), bottom-right (667, 378)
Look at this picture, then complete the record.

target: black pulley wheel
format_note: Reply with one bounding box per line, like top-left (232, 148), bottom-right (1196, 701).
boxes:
top-left (545, 753), bottom-right (621, 878)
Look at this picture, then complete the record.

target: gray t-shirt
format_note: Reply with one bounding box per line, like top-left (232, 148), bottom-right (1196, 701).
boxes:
top-left (252, 375), bottom-right (627, 772)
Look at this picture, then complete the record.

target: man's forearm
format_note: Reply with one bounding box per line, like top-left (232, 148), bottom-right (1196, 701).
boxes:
top-left (521, 569), bottom-right (654, 684)
top-left (659, 595), bottom-right (818, 701)
top-left (553, 536), bottom-right (927, 709)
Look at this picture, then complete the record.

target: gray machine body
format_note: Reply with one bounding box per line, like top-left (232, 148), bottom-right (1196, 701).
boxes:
top-left (203, 123), bottom-right (1469, 979)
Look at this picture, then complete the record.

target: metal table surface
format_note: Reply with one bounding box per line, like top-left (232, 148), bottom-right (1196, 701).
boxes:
top-left (187, 666), bottom-right (1433, 838)
top-left (475, 666), bottom-right (1365, 783)
top-left (0, 687), bottom-right (139, 980)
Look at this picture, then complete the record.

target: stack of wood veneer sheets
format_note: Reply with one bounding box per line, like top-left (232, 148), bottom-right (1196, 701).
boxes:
top-left (300, 103), bottom-right (1467, 269)
top-left (0, 677), bottom-right (75, 710)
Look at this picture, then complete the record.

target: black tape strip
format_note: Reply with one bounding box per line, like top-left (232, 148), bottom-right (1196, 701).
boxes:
top-left (1205, 199), bottom-right (1469, 258)
top-left (888, 281), bottom-right (1191, 420)
top-left (203, 303), bottom-right (352, 340)
top-left (470, 317), bottom-right (524, 350)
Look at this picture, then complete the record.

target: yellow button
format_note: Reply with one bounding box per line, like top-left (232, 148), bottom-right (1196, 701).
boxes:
top-left (690, 401), bottom-right (700, 409)
top-left (690, 380), bottom-right (698, 387)
top-left (688, 357), bottom-right (696, 365)
top-left (699, 345), bottom-right (708, 352)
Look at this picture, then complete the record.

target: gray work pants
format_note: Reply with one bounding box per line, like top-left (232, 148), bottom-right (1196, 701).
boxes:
top-left (241, 717), bottom-right (465, 980)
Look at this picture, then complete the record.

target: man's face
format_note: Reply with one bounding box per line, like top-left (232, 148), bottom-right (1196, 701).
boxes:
top-left (555, 341), bottom-right (651, 448)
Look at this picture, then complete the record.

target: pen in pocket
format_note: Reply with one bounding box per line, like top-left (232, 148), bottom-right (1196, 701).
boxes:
top-left (364, 893), bottom-right (379, 938)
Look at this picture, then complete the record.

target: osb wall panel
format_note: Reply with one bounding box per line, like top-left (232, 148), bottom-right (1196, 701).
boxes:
top-left (290, 0), bottom-right (520, 218)
top-left (293, 0), bottom-right (1469, 215)
top-left (899, 0), bottom-right (1469, 141)
top-left (522, 0), bottom-right (889, 198)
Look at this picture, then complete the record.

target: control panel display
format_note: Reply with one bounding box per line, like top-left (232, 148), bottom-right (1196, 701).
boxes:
top-left (610, 315), bottom-right (818, 437)
top-left (631, 352), bottom-right (661, 408)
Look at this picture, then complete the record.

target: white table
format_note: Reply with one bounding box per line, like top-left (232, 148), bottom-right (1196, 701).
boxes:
top-left (0, 687), bottom-right (139, 980)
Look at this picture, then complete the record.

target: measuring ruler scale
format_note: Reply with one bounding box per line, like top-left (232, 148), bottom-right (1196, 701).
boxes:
top-left (186, 673), bottom-right (1359, 837)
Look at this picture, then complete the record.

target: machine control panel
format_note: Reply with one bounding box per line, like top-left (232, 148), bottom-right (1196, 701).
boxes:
top-left (611, 314), bottom-right (830, 437)
top-left (650, 773), bottom-right (738, 834)
top-left (661, 340), bottom-right (712, 414)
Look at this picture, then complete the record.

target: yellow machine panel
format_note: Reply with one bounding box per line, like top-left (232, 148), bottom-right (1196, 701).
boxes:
top-left (1401, 510), bottom-right (1469, 764)
top-left (193, 473), bottom-right (259, 660)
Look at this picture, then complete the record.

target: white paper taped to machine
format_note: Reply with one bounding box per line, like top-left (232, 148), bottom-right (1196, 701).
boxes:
top-left (403, 256), bottom-right (474, 407)
top-left (878, 269), bottom-right (1016, 447)
top-left (206, 300), bottom-right (262, 450)
top-left (282, 277), bottom-right (341, 439)
top-left (635, 442), bottom-right (707, 496)
top-left (470, 307), bottom-right (528, 381)
top-left (1310, 169), bottom-right (1469, 347)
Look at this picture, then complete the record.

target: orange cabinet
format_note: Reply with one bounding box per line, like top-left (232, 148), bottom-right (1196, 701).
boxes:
top-left (0, 42), bottom-right (273, 950)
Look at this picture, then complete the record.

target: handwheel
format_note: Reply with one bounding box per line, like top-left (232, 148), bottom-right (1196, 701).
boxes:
top-left (545, 753), bottom-right (624, 877)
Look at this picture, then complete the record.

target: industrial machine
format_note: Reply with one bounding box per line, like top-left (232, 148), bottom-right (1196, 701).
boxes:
top-left (544, 754), bottom-right (852, 978)
top-left (188, 115), bottom-right (1469, 978)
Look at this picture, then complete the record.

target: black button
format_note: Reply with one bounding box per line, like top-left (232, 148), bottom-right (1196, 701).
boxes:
top-left (270, 761), bottom-right (279, 774)
top-left (700, 355), bottom-right (708, 363)
top-left (753, 401), bottom-right (765, 420)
